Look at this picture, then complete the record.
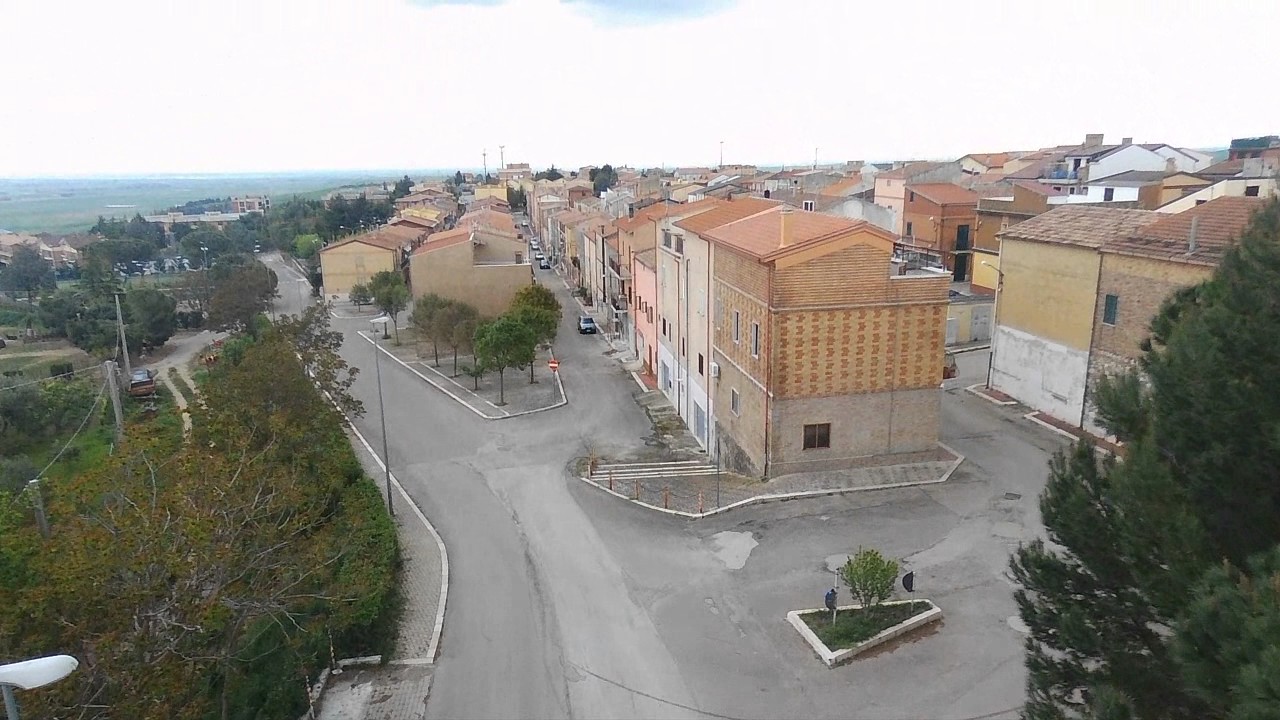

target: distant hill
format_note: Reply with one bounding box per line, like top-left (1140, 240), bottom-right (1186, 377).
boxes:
top-left (0, 170), bottom-right (450, 234)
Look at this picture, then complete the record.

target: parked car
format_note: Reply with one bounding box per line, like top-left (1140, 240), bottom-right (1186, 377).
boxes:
top-left (127, 368), bottom-right (156, 397)
top-left (534, 252), bottom-right (546, 262)
top-left (577, 316), bottom-right (598, 334)
top-left (539, 258), bottom-right (551, 270)
top-left (530, 240), bottom-right (541, 251)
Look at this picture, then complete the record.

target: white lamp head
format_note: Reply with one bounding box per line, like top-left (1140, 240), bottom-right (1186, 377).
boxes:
top-left (370, 315), bottom-right (390, 327)
top-left (0, 655), bottom-right (79, 690)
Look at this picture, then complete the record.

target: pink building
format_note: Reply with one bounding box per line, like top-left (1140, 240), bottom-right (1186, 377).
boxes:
top-left (631, 247), bottom-right (659, 380)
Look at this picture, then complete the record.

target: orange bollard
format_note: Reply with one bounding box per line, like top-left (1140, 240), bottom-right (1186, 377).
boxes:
top-left (663, 486), bottom-right (670, 509)
top-left (698, 491), bottom-right (704, 514)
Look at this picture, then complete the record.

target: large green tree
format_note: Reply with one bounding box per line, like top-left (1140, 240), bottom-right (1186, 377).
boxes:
top-left (367, 271), bottom-right (409, 343)
top-left (208, 263), bottom-right (277, 337)
top-left (126, 287), bottom-right (177, 350)
top-left (473, 313), bottom-right (536, 405)
top-left (436, 301), bottom-right (479, 376)
top-left (1011, 198), bottom-right (1280, 720)
top-left (0, 245), bottom-right (56, 301)
top-left (410, 293), bottom-right (451, 366)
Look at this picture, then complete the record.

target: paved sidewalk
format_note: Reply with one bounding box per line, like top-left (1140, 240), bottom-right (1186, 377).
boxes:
top-left (310, 426), bottom-right (446, 719)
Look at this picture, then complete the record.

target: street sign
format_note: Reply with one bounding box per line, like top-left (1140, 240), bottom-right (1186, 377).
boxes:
top-left (548, 359), bottom-right (560, 372)
top-left (903, 571), bottom-right (915, 593)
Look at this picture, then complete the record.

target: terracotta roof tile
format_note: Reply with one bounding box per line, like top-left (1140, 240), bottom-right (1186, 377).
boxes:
top-left (817, 178), bottom-right (866, 197)
top-left (908, 182), bottom-right (979, 205)
top-left (321, 227), bottom-right (415, 253)
top-left (999, 205), bottom-right (1155, 249)
top-left (1105, 196), bottom-right (1267, 265)
top-left (412, 227), bottom-right (472, 255)
top-left (876, 161), bottom-right (946, 181)
top-left (704, 207), bottom-right (881, 259)
top-left (458, 208), bottom-right (517, 235)
top-left (673, 198), bottom-right (781, 235)
top-left (633, 247), bottom-right (657, 269)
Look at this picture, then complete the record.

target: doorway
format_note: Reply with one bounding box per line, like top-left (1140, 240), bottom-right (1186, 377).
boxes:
top-left (953, 224), bottom-right (971, 281)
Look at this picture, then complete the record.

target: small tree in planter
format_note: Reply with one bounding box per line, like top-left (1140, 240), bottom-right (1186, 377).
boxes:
top-left (841, 547), bottom-right (898, 608)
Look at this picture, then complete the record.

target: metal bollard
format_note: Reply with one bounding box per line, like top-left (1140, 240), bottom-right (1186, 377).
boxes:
top-left (608, 470), bottom-right (614, 491)
top-left (698, 491), bottom-right (704, 514)
top-left (634, 478), bottom-right (640, 500)
top-left (663, 486), bottom-right (670, 509)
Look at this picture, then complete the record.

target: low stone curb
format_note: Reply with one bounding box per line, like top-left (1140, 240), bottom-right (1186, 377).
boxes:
top-left (573, 443), bottom-right (965, 519)
top-left (965, 383), bottom-right (1018, 406)
top-left (358, 331), bottom-right (567, 421)
top-left (786, 599), bottom-right (943, 668)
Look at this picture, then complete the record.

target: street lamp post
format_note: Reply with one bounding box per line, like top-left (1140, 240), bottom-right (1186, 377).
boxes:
top-left (369, 317), bottom-right (394, 517)
top-left (982, 261), bottom-right (1005, 390)
top-left (0, 655), bottom-right (79, 720)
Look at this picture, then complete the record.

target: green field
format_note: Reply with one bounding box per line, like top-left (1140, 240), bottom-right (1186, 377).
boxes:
top-left (0, 170), bottom-right (454, 234)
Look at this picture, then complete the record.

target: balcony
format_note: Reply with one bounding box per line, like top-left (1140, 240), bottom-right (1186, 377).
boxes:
top-left (1044, 166), bottom-right (1079, 181)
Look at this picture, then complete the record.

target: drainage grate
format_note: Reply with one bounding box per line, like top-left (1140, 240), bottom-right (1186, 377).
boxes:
top-left (1004, 492), bottom-right (1022, 500)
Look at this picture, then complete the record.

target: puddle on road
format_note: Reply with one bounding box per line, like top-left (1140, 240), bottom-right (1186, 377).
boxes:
top-left (709, 531), bottom-right (758, 570)
top-left (856, 618), bottom-right (946, 660)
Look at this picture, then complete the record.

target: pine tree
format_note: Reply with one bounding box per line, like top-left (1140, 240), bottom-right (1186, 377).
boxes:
top-left (1011, 198), bottom-right (1280, 719)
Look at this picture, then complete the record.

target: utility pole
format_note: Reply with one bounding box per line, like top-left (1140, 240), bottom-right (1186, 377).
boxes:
top-left (482, 149), bottom-right (488, 182)
top-left (113, 293), bottom-right (131, 378)
top-left (104, 361), bottom-right (124, 444)
top-left (499, 145), bottom-right (505, 170)
top-left (814, 147), bottom-right (819, 170)
top-left (719, 140), bottom-right (724, 168)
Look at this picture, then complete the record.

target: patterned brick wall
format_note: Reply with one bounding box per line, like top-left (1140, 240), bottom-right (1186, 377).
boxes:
top-left (774, 244), bottom-right (891, 307)
top-left (774, 301), bottom-right (947, 399)
top-left (1093, 253), bottom-right (1211, 360)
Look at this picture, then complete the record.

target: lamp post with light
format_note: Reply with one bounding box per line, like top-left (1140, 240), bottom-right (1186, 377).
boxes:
top-left (369, 316), bottom-right (394, 516)
top-left (982, 260), bottom-right (1005, 389)
top-left (0, 654), bottom-right (79, 720)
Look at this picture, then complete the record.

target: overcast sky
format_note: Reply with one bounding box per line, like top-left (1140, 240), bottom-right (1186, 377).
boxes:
top-left (3, 0), bottom-right (1278, 177)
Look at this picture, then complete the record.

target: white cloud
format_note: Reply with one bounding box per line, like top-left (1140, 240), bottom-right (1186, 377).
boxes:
top-left (2, 0), bottom-right (1277, 176)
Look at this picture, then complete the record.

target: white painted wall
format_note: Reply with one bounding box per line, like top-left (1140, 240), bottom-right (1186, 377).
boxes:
top-left (1075, 185), bottom-right (1141, 203)
top-left (1150, 146), bottom-right (1212, 172)
top-left (1158, 178), bottom-right (1279, 212)
top-left (658, 343), bottom-right (677, 401)
top-left (1086, 144), bottom-right (1167, 181)
top-left (826, 198), bottom-right (897, 232)
top-left (991, 324), bottom-right (1089, 426)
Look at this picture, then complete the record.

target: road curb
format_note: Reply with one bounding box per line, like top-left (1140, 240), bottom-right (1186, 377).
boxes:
top-left (359, 331), bottom-right (567, 421)
top-left (965, 383), bottom-right (1018, 406)
top-left (573, 443), bottom-right (966, 519)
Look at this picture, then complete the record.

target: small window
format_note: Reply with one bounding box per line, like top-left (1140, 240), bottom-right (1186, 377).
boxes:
top-left (730, 388), bottom-right (740, 415)
top-left (733, 310), bottom-right (740, 343)
top-left (908, 191), bottom-right (916, 202)
top-left (698, 353), bottom-right (704, 375)
top-left (750, 322), bottom-right (760, 358)
top-left (1195, 199), bottom-right (1207, 206)
top-left (675, 236), bottom-right (684, 254)
top-left (1103, 294), bottom-right (1119, 325)
top-left (803, 200), bottom-right (815, 211)
top-left (662, 231), bottom-right (672, 249)
top-left (1244, 185), bottom-right (1261, 197)
top-left (1103, 187), bottom-right (1115, 202)
top-left (803, 423), bottom-right (831, 450)
top-left (905, 221), bottom-right (913, 237)
top-left (681, 337), bottom-right (685, 357)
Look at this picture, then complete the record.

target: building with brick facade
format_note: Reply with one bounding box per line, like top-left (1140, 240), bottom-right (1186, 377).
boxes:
top-left (704, 207), bottom-right (951, 478)
top-left (1085, 196), bottom-right (1268, 429)
top-left (990, 197), bottom-right (1266, 435)
top-left (407, 225), bottom-right (532, 318)
top-left (902, 182), bottom-right (979, 281)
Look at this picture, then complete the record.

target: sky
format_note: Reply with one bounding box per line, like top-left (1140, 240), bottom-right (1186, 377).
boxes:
top-left (2, 0), bottom-right (1279, 177)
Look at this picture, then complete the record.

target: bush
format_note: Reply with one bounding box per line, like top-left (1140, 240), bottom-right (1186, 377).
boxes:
top-left (841, 547), bottom-right (899, 608)
top-left (48, 361), bottom-right (73, 378)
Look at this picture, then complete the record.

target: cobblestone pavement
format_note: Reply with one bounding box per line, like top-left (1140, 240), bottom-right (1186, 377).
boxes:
top-left (316, 666), bottom-right (432, 720)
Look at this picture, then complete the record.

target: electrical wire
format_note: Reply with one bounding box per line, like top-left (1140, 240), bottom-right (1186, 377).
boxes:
top-left (0, 363), bottom-right (104, 393)
top-left (28, 377), bottom-right (109, 485)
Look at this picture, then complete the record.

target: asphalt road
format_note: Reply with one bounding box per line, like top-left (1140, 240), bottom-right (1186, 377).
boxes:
top-left (261, 253), bottom-right (1061, 720)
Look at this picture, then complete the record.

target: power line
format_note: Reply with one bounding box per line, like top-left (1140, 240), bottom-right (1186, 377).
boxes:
top-left (0, 363), bottom-right (104, 393)
top-left (29, 377), bottom-right (109, 484)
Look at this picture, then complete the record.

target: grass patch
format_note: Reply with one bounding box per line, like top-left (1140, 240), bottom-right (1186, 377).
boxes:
top-left (167, 367), bottom-right (195, 406)
top-left (803, 601), bottom-right (929, 649)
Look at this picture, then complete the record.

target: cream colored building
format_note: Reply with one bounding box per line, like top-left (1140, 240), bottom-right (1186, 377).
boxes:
top-left (318, 231), bottom-right (407, 297)
top-left (408, 226), bottom-right (532, 318)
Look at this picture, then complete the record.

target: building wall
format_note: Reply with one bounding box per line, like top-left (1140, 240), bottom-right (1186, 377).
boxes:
top-left (474, 185), bottom-right (506, 201)
top-left (473, 233), bottom-right (526, 264)
top-left (992, 324), bottom-right (1090, 426)
top-left (824, 198), bottom-right (897, 232)
top-left (409, 242), bottom-right (531, 317)
top-left (768, 388), bottom-right (939, 475)
top-left (632, 260), bottom-right (659, 376)
top-left (320, 242), bottom-right (396, 296)
top-left (947, 298), bottom-right (994, 344)
top-left (712, 346), bottom-right (768, 475)
top-left (1158, 178), bottom-right (1279, 213)
top-left (684, 233), bottom-right (714, 448)
top-left (996, 238), bottom-right (1101, 351)
top-left (1085, 145), bottom-right (1167, 181)
top-left (1092, 253), bottom-right (1211, 362)
top-left (656, 220), bottom-right (685, 409)
top-left (873, 176), bottom-right (907, 234)
top-left (970, 248), bottom-right (1001, 293)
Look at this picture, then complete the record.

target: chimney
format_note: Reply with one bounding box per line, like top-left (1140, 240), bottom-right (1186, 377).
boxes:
top-left (1121, 137), bottom-right (1133, 146)
top-left (1188, 215), bottom-right (1199, 253)
top-left (627, 204), bottom-right (635, 219)
top-left (780, 208), bottom-right (794, 247)
top-left (1085, 133), bottom-right (1105, 146)
top-left (1165, 157), bottom-right (1177, 173)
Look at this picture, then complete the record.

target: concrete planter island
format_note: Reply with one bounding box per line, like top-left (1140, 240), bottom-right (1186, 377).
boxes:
top-left (787, 599), bottom-right (943, 668)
